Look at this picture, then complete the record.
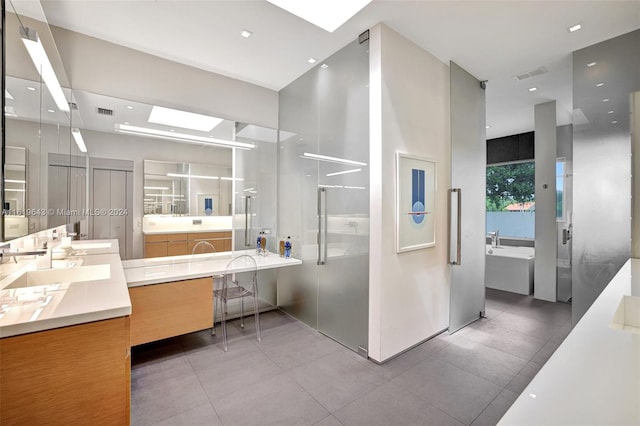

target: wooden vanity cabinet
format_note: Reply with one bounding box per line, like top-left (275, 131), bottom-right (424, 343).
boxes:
top-left (144, 231), bottom-right (231, 258)
top-left (0, 317), bottom-right (131, 425)
top-left (128, 277), bottom-right (213, 346)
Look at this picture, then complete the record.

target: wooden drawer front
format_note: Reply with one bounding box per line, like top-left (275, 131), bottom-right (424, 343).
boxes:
top-left (144, 233), bottom-right (168, 243)
top-left (144, 242), bottom-right (167, 258)
top-left (167, 233), bottom-right (188, 242)
top-left (1, 317), bottom-right (131, 425)
top-left (188, 231), bottom-right (226, 241)
top-left (129, 278), bottom-right (213, 346)
top-left (188, 239), bottom-right (228, 254)
top-left (167, 241), bottom-right (189, 256)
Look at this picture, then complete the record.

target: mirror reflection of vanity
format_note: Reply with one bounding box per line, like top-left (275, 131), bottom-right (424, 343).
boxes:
top-left (2, 3), bottom-right (279, 260)
top-left (3, 147), bottom-right (28, 239)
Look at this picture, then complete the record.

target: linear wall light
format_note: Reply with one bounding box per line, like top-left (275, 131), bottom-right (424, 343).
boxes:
top-left (144, 193), bottom-right (184, 197)
top-left (167, 173), bottom-right (218, 180)
top-left (20, 27), bottom-right (70, 112)
top-left (4, 179), bottom-right (26, 184)
top-left (115, 124), bottom-right (255, 149)
top-left (144, 186), bottom-right (170, 190)
top-left (71, 128), bottom-right (87, 153)
top-left (302, 152), bottom-right (367, 167)
top-left (326, 168), bottom-right (362, 177)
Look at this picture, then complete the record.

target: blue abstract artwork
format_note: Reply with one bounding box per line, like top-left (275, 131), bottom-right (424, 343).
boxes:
top-left (411, 168), bottom-right (426, 225)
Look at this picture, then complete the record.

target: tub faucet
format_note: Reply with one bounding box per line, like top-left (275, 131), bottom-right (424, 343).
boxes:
top-left (489, 230), bottom-right (500, 248)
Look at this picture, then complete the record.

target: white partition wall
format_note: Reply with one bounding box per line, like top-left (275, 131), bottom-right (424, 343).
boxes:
top-left (534, 101), bottom-right (558, 302)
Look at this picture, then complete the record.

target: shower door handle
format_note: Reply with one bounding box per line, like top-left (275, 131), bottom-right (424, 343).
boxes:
top-left (244, 196), bottom-right (252, 247)
top-left (317, 188), bottom-right (327, 265)
top-left (448, 188), bottom-right (462, 265)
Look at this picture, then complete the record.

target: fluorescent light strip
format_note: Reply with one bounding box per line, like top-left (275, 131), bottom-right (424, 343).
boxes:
top-left (244, 187), bottom-right (255, 192)
top-left (144, 193), bottom-right (184, 197)
top-left (266, 0), bottom-right (372, 32)
top-left (221, 177), bottom-right (244, 181)
top-left (148, 105), bottom-right (223, 132)
top-left (20, 27), bottom-right (69, 112)
top-left (326, 168), bottom-right (361, 177)
top-left (71, 128), bottom-right (87, 153)
top-left (4, 179), bottom-right (26, 184)
top-left (5, 89), bottom-right (13, 100)
top-left (144, 186), bottom-right (170, 190)
top-left (115, 124), bottom-right (254, 149)
top-left (167, 173), bottom-right (218, 180)
top-left (568, 23), bottom-right (582, 32)
top-left (302, 152), bottom-right (367, 167)
top-left (5, 189), bottom-right (25, 192)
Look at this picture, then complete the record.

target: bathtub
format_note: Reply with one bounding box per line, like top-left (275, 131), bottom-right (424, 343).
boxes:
top-left (485, 245), bottom-right (535, 295)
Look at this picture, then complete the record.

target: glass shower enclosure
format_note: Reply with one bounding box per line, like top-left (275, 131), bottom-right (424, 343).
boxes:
top-left (277, 38), bottom-right (370, 354)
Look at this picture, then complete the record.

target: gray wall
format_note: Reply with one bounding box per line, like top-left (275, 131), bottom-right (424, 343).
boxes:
top-left (572, 30), bottom-right (640, 324)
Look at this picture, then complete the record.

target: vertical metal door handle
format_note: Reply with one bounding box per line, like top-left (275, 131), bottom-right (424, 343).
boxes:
top-left (317, 188), bottom-right (326, 265)
top-left (449, 188), bottom-right (462, 265)
top-left (244, 196), bottom-right (251, 247)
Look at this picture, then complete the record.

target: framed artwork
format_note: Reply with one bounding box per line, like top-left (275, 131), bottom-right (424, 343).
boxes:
top-left (396, 153), bottom-right (436, 253)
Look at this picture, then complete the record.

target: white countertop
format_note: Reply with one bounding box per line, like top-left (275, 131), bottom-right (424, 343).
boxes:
top-left (499, 258), bottom-right (640, 425)
top-left (0, 240), bottom-right (131, 338)
top-left (123, 250), bottom-right (302, 287)
top-left (142, 228), bottom-right (232, 235)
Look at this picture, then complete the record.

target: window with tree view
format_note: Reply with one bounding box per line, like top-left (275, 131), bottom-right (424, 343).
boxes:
top-left (486, 162), bottom-right (535, 239)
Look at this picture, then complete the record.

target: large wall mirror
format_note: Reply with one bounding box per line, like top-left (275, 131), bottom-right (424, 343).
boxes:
top-left (2, 1), bottom-right (278, 260)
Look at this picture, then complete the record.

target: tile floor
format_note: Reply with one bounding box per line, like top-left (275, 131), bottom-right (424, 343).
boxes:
top-left (131, 288), bottom-right (572, 426)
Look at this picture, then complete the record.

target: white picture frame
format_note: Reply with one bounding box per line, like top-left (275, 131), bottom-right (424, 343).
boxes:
top-left (396, 153), bottom-right (436, 253)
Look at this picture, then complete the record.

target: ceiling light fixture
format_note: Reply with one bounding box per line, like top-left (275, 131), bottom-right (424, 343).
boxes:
top-left (5, 89), bottom-right (13, 99)
top-left (126, 105), bottom-right (133, 110)
top-left (321, 63), bottom-right (329, 69)
top-left (148, 105), bottom-right (223, 132)
top-left (144, 186), bottom-right (170, 190)
top-left (20, 27), bottom-right (70, 112)
top-left (528, 87), bottom-right (537, 92)
top-left (568, 23), bottom-right (582, 32)
top-left (144, 193), bottom-right (184, 198)
top-left (240, 29), bottom-right (253, 38)
top-left (167, 173), bottom-right (219, 180)
top-left (265, 0), bottom-right (372, 32)
top-left (302, 152), bottom-right (367, 167)
top-left (326, 168), bottom-right (362, 177)
top-left (220, 177), bottom-right (244, 181)
top-left (612, 120), bottom-right (618, 124)
top-left (5, 189), bottom-right (25, 192)
top-left (308, 57), bottom-right (318, 64)
top-left (71, 128), bottom-right (87, 153)
top-left (587, 61), bottom-right (597, 67)
top-left (602, 98), bottom-right (610, 102)
top-left (47, 109), bottom-right (54, 113)
top-left (596, 83), bottom-right (604, 87)
top-left (26, 86), bottom-right (36, 91)
top-left (608, 110), bottom-right (615, 114)
top-left (115, 124), bottom-right (255, 149)
top-left (4, 179), bottom-right (26, 184)
top-left (485, 125), bottom-right (492, 129)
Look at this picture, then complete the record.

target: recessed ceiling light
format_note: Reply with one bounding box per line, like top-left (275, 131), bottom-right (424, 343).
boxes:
top-left (47, 109), bottom-right (54, 113)
top-left (485, 125), bottom-right (492, 129)
top-left (5, 89), bottom-right (13, 99)
top-left (587, 61), bottom-right (597, 67)
top-left (148, 105), bottom-right (223, 132)
top-left (568, 23), bottom-right (582, 32)
top-left (308, 57), bottom-right (318, 64)
top-left (596, 82), bottom-right (604, 87)
top-left (126, 105), bottom-right (133, 110)
top-left (612, 120), bottom-right (618, 124)
top-left (602, 98), bottom-right (610, 102)
top-left (528, 87), bottom-right (537, 92)
top-left (26, 86), bottom-right (36, 91)
top-left (240, 29), bottom-right (253, 38)
top-left (265, 0), bottom-right (372, 32)
top-left (320, 63), bottom-right (329, 69)
top-left (124, 121), bottom-right (130, 125)
top-left (608, 110), bottom-right (615, 114)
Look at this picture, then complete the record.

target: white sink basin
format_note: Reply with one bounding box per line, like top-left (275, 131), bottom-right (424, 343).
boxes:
top-left (610, 295), bottom-right (640, 335)
top-left (3, 264), bottom-right (111, 290)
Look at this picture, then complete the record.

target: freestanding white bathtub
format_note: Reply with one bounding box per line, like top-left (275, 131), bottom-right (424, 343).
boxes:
top-left (485, 245), bottom-right (535, 295)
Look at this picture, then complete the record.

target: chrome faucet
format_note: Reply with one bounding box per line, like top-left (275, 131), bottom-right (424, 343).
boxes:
top-left (489, 230), bottom-right (500, 248)
top-left (0, 248), bottom-right (48, 264)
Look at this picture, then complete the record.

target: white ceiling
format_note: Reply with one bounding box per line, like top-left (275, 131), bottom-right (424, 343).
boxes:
top-left (21, 0), bottom-right (640, 138)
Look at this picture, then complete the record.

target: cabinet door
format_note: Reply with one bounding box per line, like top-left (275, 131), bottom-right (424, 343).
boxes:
top-left (129, 278), bottom-right (213, 345)
top-left (144, 242), bottom-right (167, 258)
top-left (167, 241), bottom-right (188, 256)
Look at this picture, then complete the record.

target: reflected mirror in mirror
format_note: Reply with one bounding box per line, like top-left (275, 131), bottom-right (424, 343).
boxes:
top-left (3, 147), bottom-right (28, 240)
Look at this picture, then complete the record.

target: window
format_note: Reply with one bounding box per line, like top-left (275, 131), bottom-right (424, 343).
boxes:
top-left (486, 161), bottom-right (535, 239)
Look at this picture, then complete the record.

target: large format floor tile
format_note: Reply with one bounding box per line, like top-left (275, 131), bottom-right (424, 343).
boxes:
top-left (130, 289), bottom-right (573, 426)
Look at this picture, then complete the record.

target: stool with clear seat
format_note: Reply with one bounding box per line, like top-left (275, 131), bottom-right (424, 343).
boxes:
top-left (211, 255), bottom-right (261, 351)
